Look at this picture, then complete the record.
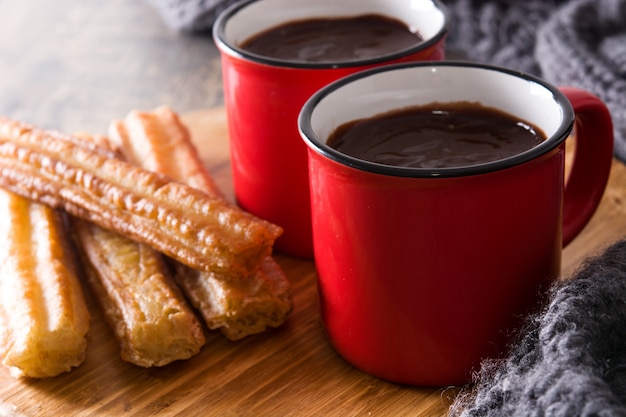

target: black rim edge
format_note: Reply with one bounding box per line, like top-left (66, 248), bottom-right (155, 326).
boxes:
top-left (213, 0), bottom-right (449, 70)
top-left (298, 61), bottom-right (575, 178)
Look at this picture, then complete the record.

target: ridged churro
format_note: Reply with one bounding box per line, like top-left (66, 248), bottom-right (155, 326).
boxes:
top-left (73, 218), bottom-right (205, 367)
top-left (70, 133), bottom-right (205, 367)
top-left (0, 117), bottom-right (282, 277)
top-left (171, 258), bottom-right (292, 340)
top-left (0, 189), bottom-right (89, 378)
top-left (109, 107), bottom-right (292, 340)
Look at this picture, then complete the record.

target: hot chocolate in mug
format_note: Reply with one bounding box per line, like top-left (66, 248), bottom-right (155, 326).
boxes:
top-left (213, 0), bottom-right (448, 257)
top-left (298, 62), bottom-right (614, 386)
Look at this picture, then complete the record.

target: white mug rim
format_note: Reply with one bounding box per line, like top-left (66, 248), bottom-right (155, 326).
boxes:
top-left (212, 0), bottom-right (449, 69)
top-left (298, 61), bottom-right (576, 178)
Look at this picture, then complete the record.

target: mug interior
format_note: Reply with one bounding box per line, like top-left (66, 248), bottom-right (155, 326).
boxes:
top-left (214, 0), bottom-right (447, 66)
top-left (300, 62), bottom-right (575, 177)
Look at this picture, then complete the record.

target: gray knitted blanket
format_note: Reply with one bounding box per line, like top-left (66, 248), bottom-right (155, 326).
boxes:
top-left (449, 239), bottom-right (626, 416)
top-left (147, 1), bottom-right (626, 415)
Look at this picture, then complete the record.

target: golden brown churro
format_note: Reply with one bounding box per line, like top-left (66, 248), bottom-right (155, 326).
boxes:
top-left (170, 258), bottom-right (292, 340)
top-left (109, 107), bottom-right (292, 340)
top-left (70, 133), bottom-right (205, 367)
top-left (0, 117), bottom-right (282, 276)
top-left (74, 218), bottom-right (205, 366)
top-left (0, 189), bottom-right (89, 378)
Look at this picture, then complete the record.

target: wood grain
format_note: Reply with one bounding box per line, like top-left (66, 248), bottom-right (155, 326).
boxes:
top-left (1, 107), bottom-right (624, 417)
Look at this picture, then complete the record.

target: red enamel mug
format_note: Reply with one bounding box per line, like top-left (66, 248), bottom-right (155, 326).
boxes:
top-left (298, 62), bottom-right (614, 386)
top-left (213, 0), bottom-right (448, 258)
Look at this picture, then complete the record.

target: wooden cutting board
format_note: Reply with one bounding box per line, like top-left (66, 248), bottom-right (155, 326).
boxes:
top-left (1, 107), bottom-right (625, 417)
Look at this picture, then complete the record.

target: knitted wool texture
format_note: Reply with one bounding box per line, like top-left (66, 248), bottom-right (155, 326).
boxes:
top-left (536, 0), bottom-right (626, 165)
top-left (449, 239), bottom-right (626, 416)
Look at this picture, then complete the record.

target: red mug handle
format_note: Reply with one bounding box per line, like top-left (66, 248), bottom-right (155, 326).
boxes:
top-left (560, 86), bottom-right (614, 246)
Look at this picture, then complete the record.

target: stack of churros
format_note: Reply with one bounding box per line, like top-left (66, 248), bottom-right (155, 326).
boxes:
top-left (70, 133), bottom-right (206, 367)
top-left (0, 117), bottom-right (282, 275)
top-left (109, 107), bottom-right (292, 340)
top-left (0, 108), bottom-right (292, 378)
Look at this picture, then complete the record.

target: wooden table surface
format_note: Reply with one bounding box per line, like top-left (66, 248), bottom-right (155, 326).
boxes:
top-left (1, 1), bottom-right (626, 416)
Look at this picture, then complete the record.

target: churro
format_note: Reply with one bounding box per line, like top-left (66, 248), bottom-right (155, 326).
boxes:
top-left (0, 189), bottom-right (89, 378)
top-left (0, 117), bottom-right (282, 276)
top-left (109, 107), bottom-right (292, 340)
top-left (70, 133), bottom-right (205, 367)
top-left (74, 218), bottom-right (205, 367)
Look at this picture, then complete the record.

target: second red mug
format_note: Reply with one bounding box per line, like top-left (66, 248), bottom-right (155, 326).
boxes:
top-left (213, 0), bottom-right (448, 257)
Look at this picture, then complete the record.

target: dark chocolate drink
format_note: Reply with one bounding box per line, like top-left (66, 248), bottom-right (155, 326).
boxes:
top-left (327, 102), bottom-right (546, 169)
top-left (239, 14), bottom-right (423, 63)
